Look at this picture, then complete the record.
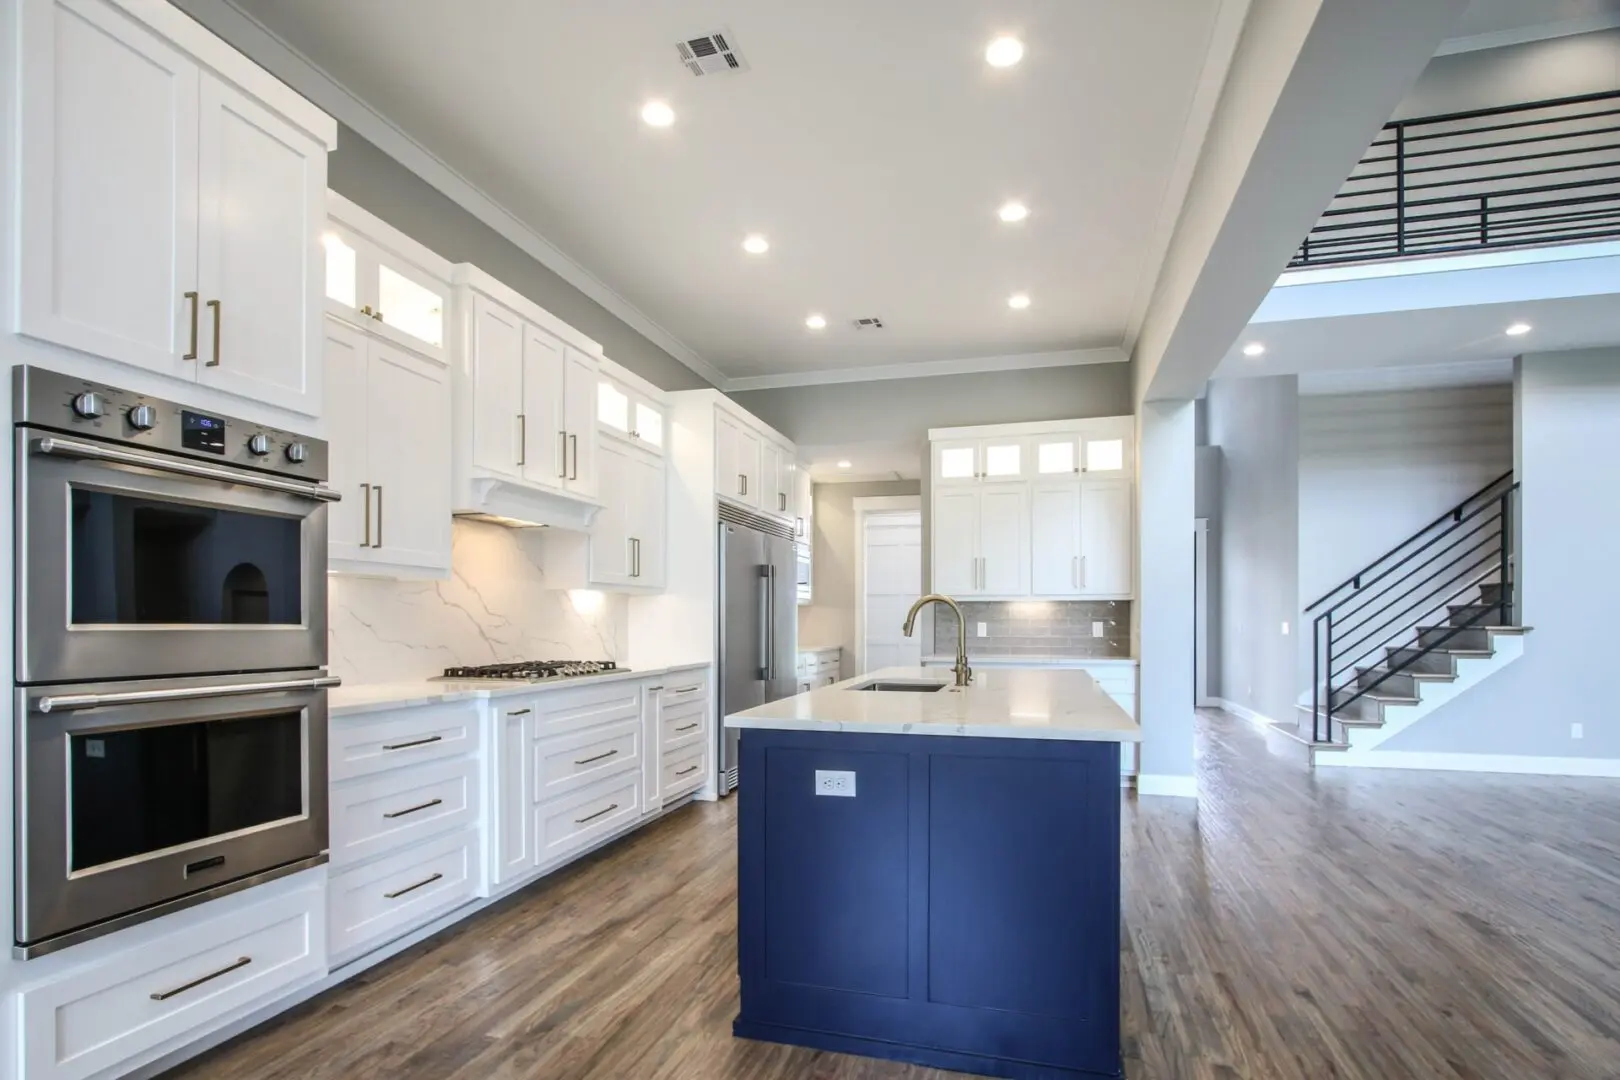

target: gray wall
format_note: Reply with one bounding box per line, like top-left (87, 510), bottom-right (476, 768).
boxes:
top-left (798, 481), bottom-right (922, 680)
top-left (1380, 348), bottom-right (1620, 760)
top-left (327, 125), bottom-right (712, 394)
top-left (1395, 29), bottom-right (1620, 119)
top-left (1195, 445), bottom-right (1224, 698)
top-left (1206, 376), bottom-right (1300, 727)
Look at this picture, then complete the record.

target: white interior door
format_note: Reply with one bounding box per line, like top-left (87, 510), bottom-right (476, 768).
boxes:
top-left (863, 512), bottom-right (923, 673)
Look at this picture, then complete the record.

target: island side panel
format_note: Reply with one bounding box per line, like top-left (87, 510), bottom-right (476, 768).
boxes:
top-left (735, 728), bottom-right (1124, 1080)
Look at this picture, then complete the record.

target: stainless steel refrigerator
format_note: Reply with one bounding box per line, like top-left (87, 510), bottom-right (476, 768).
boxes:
top-left (718, 513), bottom-right (799, 794)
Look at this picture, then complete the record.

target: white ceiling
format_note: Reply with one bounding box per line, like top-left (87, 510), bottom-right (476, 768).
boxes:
top-left (229, 0), bottom-right (1228, 384)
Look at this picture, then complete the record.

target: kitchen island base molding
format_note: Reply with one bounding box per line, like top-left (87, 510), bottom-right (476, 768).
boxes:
top-left (734, 729), bottom-right (1123, 1080)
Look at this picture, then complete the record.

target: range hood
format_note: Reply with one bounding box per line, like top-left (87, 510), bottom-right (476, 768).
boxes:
top-left (453, 477), bottom-right (603, 531)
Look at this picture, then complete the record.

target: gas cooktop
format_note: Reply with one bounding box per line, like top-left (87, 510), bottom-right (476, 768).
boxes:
top-left (439, 660), bottom-right (622, 682)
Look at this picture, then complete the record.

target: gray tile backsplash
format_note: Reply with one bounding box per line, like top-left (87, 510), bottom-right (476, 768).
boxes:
top-left (934, 601), bottom-right (1132, 659)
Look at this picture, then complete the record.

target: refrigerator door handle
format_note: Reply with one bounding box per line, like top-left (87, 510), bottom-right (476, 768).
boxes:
top-left (758, 566), bottom-right (771, 681)
top-left (767, 564), bottom-right (778, 681)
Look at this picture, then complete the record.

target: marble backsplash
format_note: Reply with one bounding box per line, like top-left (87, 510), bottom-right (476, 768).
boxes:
top-left (934, 600), bottom-right (1132, 659)
top-left (327, 520), bottom-right (628, 684)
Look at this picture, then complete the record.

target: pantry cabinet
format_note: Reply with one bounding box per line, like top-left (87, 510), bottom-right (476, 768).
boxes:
top-left (15, 0), bottom-right (335, 415)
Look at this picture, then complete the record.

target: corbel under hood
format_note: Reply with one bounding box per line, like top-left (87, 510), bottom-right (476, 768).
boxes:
top-left (453, 477), bottom-right (603, 532)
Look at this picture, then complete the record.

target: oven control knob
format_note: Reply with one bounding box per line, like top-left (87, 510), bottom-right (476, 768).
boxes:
top-left (285, 441), bottom-right (309, 464)
top-left (127, 404), bottom-right (157, 431)
top-left (71, 392), bottom-right (104, 419)
top-left (247, 433), bottom-right (272, 456)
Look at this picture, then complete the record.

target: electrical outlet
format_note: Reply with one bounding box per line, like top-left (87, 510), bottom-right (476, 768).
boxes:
top-left (1571, 722), bottom-right (1584, 740)
top-left (1281, 621), bottom-right (1290, 635)
top-left (815, 770), bottom-right (856, 797)
top-left (1092, 621), bottom-right (1105, 637)
top-left (977, 622), bottom-right (988, 638)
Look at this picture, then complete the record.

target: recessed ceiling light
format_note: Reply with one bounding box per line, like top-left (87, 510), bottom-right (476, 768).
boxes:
top-left (998, 201), bottom-right (1029, 224)
top-left (1506, 322), bottom-right (1532, 336)
top-left (1008, 293), bottom-right (1031, 310)
top-left (1243, 342), bottom-right (1266, 357)
top-left (640, 100), bottom-right (675, 128)
top-left (837, 460), bottom-right (853, 469)
top-left (742, 234), bottom-right (769, 255)
top-left (805, 314), bottom-right (827, 330)
top-left (985, 35), bottom-right (1024, 68)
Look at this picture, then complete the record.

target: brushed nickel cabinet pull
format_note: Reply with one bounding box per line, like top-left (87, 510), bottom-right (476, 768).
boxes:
top-left (361, 304), bottom-right (374, 317)
top-left (373, 309), bottom-right (384, 322)
top-left (374, 485), bottom-right (384, 548)
top-left (383, 872), bottom-right (443, 900)
top-left (383, 797), bottom-right (443, 819)
top-left (575, 802), bottom-right (618, 824)
top-left (675, 723), bottom-right (699, 732)
top-left (507, 707), bottom-right (532, 716)
top-left (381, 734), bottom-right (442, 751)
top-left (675, 765), bottom-right (699, 776)
top-left (206, 298), bottom-right (222, 366)
top-left (150, 956), bottom-right (251, 1001)
top-left (574, 748), bottom-right (619, 765)
top-left (569, 434), bottom-right (579, 480)
top-left (183, 291), bottom-right (199, 360)
top-left (647, 686), bottom-right (665, 692)
top-left (738, 474), bottom-right (745, 496)
top-left (558, 431), bottom-right (567, 478)
top-left (673, 685), bottom-right (702, 694)
top-left (517, 414), bottom-right (526, 466)
top-left (361, 482), bottom-right (372, 547)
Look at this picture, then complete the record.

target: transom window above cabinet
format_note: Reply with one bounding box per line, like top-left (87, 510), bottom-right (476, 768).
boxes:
top-left (325, 194), bottom-right (450, 362)
top-left (597, 374), bottom-right (666, 454)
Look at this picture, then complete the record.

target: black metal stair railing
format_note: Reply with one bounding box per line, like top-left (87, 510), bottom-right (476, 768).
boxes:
top-left (1293, 90), bottom-right (1620, 268)
top-left (1304, 472), bottom-right (1518, 743)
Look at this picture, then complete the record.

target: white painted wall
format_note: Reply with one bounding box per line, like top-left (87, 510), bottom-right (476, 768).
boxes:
top-left (1378, 348), bottom-right (1620, 762)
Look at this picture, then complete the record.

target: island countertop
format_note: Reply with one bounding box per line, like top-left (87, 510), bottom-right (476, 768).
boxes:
top-left (724, 666), bottom-right (1141, 743)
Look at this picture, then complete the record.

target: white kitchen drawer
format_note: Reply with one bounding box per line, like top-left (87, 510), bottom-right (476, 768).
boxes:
top-left (328, 827), bottom-right (478, 965)
top-left (533, 680), bottom-right (642, 739)
top-left (329, 702), bottom-right (479, 781)
top-left (532, 718), bottom-right (640, 802)
top-left (330, 756), bottom-right (479, 867)
top-left (659, 698), bottom-right (707, 750)
top-left (534, 773), bottom-right (641, 868)
top-left (19, 882), bottom-right (324, 1080)
top-left (658, 675), bottom-right (709, 708)
top-left (661, 742), bottom-right (706, 802)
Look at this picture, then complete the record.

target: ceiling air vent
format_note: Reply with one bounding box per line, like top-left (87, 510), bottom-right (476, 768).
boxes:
top-left (677, 31), bottom-right (748, 76)
top-left (851, 317), bottom-right (885, 330)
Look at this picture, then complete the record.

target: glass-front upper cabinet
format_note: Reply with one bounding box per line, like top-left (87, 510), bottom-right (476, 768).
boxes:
top-left (324, 193), bottom-right (452, 363)
top-left (1030, 423), bottom-right (1134, 479)
top-left (596, 372), bottom-right (666, 455)
top-left (934, 437), bottom-right (1028, 485)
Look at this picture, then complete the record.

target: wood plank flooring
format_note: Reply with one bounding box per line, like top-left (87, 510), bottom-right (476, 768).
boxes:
top-left (165, 711), bottom-right (1620, 1080)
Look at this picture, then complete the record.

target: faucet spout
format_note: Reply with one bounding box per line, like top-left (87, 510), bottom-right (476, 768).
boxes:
top-left (901, 593), bottom-right (973, 687)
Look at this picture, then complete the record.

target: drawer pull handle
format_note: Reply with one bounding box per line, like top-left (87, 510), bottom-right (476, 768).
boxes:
top-left (575, 802), bottom-right (619, 824)
top-left (381, 734), bottom-right (442, 751)
top-left (674, 765), bottom-right (700, 776)
top-left (383, 797), bottom-right (443, 819)
top-left (674, 723), bottom-right (699, 732)
top-left (507, 708), bottom-right (532, 717)
top-left (384, 872), bottom-right (444, 900)
top-left (672, 685), bottom-right (702, 694)
top-left (574, 748), bottom-right (619, 765)
top-left (150, 956), bottom-right (251, 1001)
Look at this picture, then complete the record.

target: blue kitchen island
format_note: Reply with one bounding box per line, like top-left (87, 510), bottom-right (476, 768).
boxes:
top-left (724, 667), bottom-right (1142, 1080)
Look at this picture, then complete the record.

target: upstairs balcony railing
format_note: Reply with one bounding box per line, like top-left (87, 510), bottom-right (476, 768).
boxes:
top-left (1292, 89), bottom-right (1620, 268)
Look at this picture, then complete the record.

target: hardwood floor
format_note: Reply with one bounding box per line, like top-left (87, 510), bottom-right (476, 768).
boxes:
top-left (166, 711), bottom-right (1620, 1080)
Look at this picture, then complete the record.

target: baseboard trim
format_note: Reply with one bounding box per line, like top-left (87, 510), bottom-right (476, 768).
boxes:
top-left (1136, 774), bottom-right (1198, 799)
top-left (1212, 698), bottom-right (1274, 731)
top-left (1318, 750), bottom-right (1620, 777)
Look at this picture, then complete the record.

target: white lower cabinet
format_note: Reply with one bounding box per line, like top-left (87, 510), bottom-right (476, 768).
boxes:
top-left (327, 827), bottom-right (478, 965)
top-left (535, 772), bottom-right (642, 869)
top-left (329, 756), bottom-right (480, 869)
top-left (18, 881), bottom-right (325, 1080)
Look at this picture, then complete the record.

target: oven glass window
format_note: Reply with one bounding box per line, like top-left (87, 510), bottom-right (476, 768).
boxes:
top-left (69, 490), bottom-right (302, 625)
top-left (69, 711), bottom-right (304, 871)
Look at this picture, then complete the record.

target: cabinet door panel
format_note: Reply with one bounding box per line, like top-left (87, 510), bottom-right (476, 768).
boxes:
top-left (932, 490), bottom-right (979, 595)
top-left (564, 348), bottom-right (599, 497)
top-left (469, 294), bottom-right (524, 479)
top-left (17, 0), bottom-right (199, 378)
top-left (323, 319), bottom-right (371, 563)
top-left (521, 325), bottom-right (566, 487)
top-left (590, 442), bottom-right (633, 585)
top-left (715, 413), bottom-right (741, 499)
top-left (933, 439), bottom-right (980, 486)
top-left (196, 74), bottom-right (323, 414)
top-left (632, 454), bottom-right (667, 587)
top-left (761, 443), bottom-right (785, 516)
top-left (493, 703), bottom-right (535, 884)
top-left (979, 485), bottom-right (1029, 596)
top-left (1079, 481), bottom-right (1133, 597)
top-left (736, 427), bottom-right (762, 508)
top-left (369, 339), bottom-right (450, 571)
top-left (1031, 483), bottom-right (1081, 597)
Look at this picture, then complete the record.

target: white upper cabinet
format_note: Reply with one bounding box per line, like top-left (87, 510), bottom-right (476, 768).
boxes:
top-left (794, 464), bottom-right (813, 540)
top-left (15, 0), bottom-right (336, 416)
top-left (562, 347), bottom-right (599, 498)
top-left (521, 324), bottom-right (567, 487)
top-left (1031, 483), bottom-right (1083, 596)
top-left (978, 485), bottom-right (1030, 595)
top-left (932, 490), bottom-right (979, 595)
top-left (761, 442), bottom-right (787, 517)
top-left (467, 292), bottom-right (526, 481)
top-left (736, 425), bottom-right (762, 508)
top-left (1077, 479), bottom-right (1134, 597)
top-left (597, 372), bottom-right (667, 456)
top-left (933, 437), bottom-right (1028, 485)
top-left (714, 409), bottom-right (764, 507)
top-left (325, 193), bottom-right (449, 362)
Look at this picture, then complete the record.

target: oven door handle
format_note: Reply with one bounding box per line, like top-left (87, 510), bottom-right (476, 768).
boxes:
top-left (37, 676), bottom-right (342, 714)
top-left (33, 437), bottom-right (340, 502)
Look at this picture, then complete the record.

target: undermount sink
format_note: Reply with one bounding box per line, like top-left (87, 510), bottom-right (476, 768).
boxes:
top-left (850, 680), bottom-right (950, 693)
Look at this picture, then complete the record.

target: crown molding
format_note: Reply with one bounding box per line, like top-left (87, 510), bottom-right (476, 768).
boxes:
top-left (1433, 12), bottom-right (1620, 56)
top-left (724, 346), bottom-right (1129, 393)
top-left (197, 0), bottom-right (729, 389)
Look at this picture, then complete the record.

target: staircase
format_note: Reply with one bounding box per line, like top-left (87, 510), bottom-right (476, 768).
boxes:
top-left (1292, 473), bottom-right (1526, 764)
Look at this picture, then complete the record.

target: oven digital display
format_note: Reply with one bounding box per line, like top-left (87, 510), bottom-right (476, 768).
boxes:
top-left (181, 410), bottom-right (226, 454)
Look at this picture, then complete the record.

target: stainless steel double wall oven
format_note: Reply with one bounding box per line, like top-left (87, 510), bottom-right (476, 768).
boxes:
top-left (13, 367), bottom-right (338, 957)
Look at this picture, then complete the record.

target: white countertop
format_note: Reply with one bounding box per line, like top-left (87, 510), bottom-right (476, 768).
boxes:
top-left (923, 654), bottom-right (1137, 669)
top-left (329, 663), bottom-right (709, 718)
top-left (724, 667), bottom-right (1141, 743)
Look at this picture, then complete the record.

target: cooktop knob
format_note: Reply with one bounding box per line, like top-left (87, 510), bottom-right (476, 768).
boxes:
top-left (71, 392), bottom-right (104, 419)
top-left (285, 441), bottom-right (308, 464)
top-left (127, 404), bottom-right (157, 431)
top-left (247, 433), bottom-right (272, 456)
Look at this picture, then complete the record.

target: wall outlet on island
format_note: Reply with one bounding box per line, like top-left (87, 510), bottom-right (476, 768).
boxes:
top-left (815, 770), bottom-right (857, 797)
